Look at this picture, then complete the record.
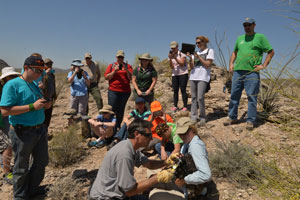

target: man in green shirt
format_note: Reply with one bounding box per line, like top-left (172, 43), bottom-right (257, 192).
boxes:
top-left (224, 18), bottom-right (274, 130)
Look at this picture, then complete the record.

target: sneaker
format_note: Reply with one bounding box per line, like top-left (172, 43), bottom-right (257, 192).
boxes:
top-left (95, 140), bottom-right (106, 148)
top-left (107, 140), bottom-right (118, 151)
top-left (181, 107), bottom-right (188, 112)
top-left (171, 107), bottom-right (178, 112)
top-left (223, 118), bottom-right (238, 126)
top-left (87, 140), bottom-right (98, 147)
top-left (246, 121), bottom-right (254, 131)
top-left (3, 172), bottom-right (13, 185)
top-left (199, 118), bottom-right (206, 127)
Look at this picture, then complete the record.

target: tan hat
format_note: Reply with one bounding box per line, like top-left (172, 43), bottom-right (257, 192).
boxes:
top-left (99, 105), bottom-right (114, 114)
top-left (84, 53), bottom-right (92, 58)
top-left (44, 58), bottom-right (53, 64)
top-left (139, 53), bottom-right (153, 61)
top-left (0, 67), bottom-right (21, 80)
top-left (175, 117), bottom-right (193, 135)
top-left (116, 50), bottom-right (125, 57)
top-left (170, 41), bottom-right (178, 48)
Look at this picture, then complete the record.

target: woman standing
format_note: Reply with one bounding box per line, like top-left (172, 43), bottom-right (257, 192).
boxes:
top-left (132, 53), bottom-right (157, 107)
top-left (104, 50), bottom-right (133, 129)
top-left (187, 36), bottom-right (214, 126)
top-left (169, 41), bottom-right (188, 112)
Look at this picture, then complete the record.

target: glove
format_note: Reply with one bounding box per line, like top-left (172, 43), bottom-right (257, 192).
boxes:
top-left (165, 153), bottom-right (180, 166)
top-left (157, 168), bottom-right (175, 183)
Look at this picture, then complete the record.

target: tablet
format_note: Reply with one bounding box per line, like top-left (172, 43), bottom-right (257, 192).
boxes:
top-left (181, 43), bottom-right (196, 54)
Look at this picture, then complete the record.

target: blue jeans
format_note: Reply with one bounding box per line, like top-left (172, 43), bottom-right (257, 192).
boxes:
top-left (228, 70), bottom-right (260, 123)
top-left (155, 142), bottom-right (175, 158)
top-left (10, 125), bottom-right (49, 200)
top-left (108, 90), bottom-right (131, 129)
top-left (115, 123), bottom-right (128, 141)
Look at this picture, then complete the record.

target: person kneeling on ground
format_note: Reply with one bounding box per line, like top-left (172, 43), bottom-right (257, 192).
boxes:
top-left (175, 117), bottom-right (211, 199)
top-left (147, 101), bottom-right (174, 151)
top-left (88, 105), bottom-right (116, 148)
top-left (89, 118), bottom-right (168, 200)
top-left (108, 97), bottom-right (151, 150)
top-left (155, 122), bottom-right (183, 160)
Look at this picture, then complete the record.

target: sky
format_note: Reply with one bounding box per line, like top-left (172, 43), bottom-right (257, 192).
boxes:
top-left (0, 0), bottom-right (299, 70)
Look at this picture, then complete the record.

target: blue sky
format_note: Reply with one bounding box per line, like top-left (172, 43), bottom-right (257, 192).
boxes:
top-left (0, 0), bottom-right (299, 69)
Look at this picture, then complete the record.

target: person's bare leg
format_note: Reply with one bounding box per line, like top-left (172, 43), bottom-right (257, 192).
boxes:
top-left (2, 146), bottom-right (12, 174)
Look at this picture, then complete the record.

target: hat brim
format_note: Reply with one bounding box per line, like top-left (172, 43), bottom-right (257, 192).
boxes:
top-left (170, 45), bottom-right (177, 48)
top-left (99, 109), bottom-right (114, 115)
top-left (0, 72), bottom-right (21, 80)
top-left (139, 57), bottom-right (153, 61)
top-left (72, 64), bottom-right (84, 67)
top-left (176, 126), bottom-right (189, 135)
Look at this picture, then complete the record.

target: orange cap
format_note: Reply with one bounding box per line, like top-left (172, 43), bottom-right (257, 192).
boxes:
top-left (150, 101), bottom-right (162, 112)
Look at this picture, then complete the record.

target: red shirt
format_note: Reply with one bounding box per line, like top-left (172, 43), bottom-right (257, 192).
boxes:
top-left (104, 62), bottom-right (133, 93)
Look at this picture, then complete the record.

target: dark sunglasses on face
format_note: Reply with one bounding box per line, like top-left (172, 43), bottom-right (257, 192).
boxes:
top-left (243, 23), bottom-right (252, 27)
top-left (29, 67), bottom-right (43, 73)
top-left (117, 56), bottom-right (124, 59)
top-left (102, 112), bottom-right (109, 114)
top-left (45, 63), bottom-right (53, 67)
top-left (196, 40), bottom-right (203, 45)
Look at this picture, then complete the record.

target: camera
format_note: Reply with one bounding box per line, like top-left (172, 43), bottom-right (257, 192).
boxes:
top-left (119, 64), bottom-right (122, 70)
top-left (43, 97), bottom-right (52, 103)
top-left (76, 68), bottom-right (83, 79)
top-left (169, 50), bottom-right (173, 54)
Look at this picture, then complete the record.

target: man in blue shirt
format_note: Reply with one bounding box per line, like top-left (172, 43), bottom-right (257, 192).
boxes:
top-left (0, 55), bottom-right (52, 200)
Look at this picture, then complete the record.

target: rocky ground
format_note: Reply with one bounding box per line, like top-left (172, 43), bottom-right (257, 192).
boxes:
top-left (0, 66), bottom-right (299, 200)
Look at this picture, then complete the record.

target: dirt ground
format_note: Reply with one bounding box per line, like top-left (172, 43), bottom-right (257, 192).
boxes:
top-left (0, 66), bottom-right (299, 200)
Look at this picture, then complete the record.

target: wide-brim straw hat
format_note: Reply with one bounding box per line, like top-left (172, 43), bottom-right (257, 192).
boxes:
top-left (139, 53), bottom-right (153, 61)
top-left (0, 67), bottom-right (21, 80)
top-left (99, 105), bottom-right (114, 114)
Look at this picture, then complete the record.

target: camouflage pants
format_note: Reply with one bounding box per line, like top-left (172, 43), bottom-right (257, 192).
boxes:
top-left (0, 128), bottom-right (11, 154)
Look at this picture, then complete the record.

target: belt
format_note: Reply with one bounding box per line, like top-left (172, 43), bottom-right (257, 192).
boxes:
top-left (13, 124), bottom-right (43, 131)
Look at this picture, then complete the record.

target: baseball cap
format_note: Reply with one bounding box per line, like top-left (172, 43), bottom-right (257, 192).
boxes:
top-left (44, 58), bottom-right (53, 64)
top-left (24, 56), bottom-right (44, 67)
top-left (135, 97), bottom-right (145, 104)
top-left (243, 17), bottom-right (255, 24)
top-left (176, 117), bottom-right (193, 135)
top-left (150, 101), bottom-right (162, 112)
top-left (85, 53), bottom-right (92, 58)
top-left (116, 50), bottom-right (125, 57)
top-left (170, 41), bottom-right (178, 48)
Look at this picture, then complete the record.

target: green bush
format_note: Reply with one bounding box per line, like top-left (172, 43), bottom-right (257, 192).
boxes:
top-left (49, 125), bottom-right (86, 167)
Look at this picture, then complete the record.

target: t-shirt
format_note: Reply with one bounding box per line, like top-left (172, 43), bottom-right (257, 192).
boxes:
top-left (133, 65), bottom-right (157, 92)
top-left (67, 71), bottom-right (89, 96)
top-left (82, 60), bottom-right (100, 84)
top-left (129, 108), bottom-right (151, 120)
top-left (167, 122), bottom-right (183, 144)
top-left (0, 77), bottom-right (45, 126)
top-left (189, 48), bottom-right (214, 82)
top-left (170, 51), bottom-right (188, 76)
top-left (148, 114), bottom-right (174, 140)
top-left (90, 139), bottom-right (148, 199)
top-left (234, 33), bottom-right (273, 71)
top-left (104, 63), bottom-right (133, 93)
top-left (96, 114), bottom-right (116, 129)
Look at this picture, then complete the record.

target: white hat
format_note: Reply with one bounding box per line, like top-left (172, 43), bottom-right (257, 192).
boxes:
top-left (0, 67), bottom-right (21, 80)
top-left (71, 59), bottom-right (84, 67)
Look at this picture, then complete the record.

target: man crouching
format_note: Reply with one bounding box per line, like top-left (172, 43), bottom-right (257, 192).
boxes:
top-left (89, 118), bottom-right (166, 200)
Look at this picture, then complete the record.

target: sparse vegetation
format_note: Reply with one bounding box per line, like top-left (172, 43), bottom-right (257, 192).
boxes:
top-left (49, 125), bottom-right (86, 167)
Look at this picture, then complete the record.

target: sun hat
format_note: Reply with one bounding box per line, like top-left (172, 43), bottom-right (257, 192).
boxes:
top-left (71, 59), bottom-right (84, 67)
top-left (24, 56), bottom-right (44, 67)
top-left (243, 17), bottom-right (255, 24)
top-left (0, 67), bottom-right (21, 80)
top-left (170, 41), bottom-right (178, 48)
top-left (116, 50), bottom-right (125, 57)
top-left (99, 105), bottom-right (114, 114)
top-left (196, 36), bottom-right (209, 43)
top-left (175, 117), bottom-right (193, 135)
top-left (150, 101), bottom-right (162, 112)
top-left (44, 58), bottom-right (53, 64)
top-left (139, 53), bottom-right (153, 61)
top-left (84, 53), bottom-right (92, 58)
top-left (135, 97), bottom-right (145, 104)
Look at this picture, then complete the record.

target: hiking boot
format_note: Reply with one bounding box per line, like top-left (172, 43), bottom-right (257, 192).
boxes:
top-left (181, 107), bottom-right (188, 112)
top-left (199, 118), bottom-right (206, 127)
top-left (29, 185), bottom-right (48, 198)
top-left (223, 118), bottom-right (238, 126)
top-left (246, 121), bottom-right (254, 131)
top-left (3, 172), bottom-right (13, 185)
top-left (171, 107), bottom-right (178, 112)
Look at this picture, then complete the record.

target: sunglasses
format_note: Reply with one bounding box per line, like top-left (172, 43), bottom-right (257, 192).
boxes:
top-left (29, 67), bottom-right (43, 73)
top-left (102, 112), bottom-right (109, 114)
top-left (196, 40), bottom-right (203, 45)
top-left (139, 131), bottom-right (152, 138)
top-left (117, 56), bottom-right (124, 59)
top-left (243, 23), bottom-right (252, 27)
top-left (45, 63), bottom-right (53, 66)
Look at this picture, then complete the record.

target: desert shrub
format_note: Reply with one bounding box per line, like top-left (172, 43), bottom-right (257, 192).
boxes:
top-left (47, 176), bottom-right (85, 200)
top-left (209, 141), bottom-right (262, 186)
top-left (49, 125), bottom-right (86, 167)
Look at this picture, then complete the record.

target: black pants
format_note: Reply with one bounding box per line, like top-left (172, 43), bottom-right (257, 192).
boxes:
top-left (172, 74), bottom-right (188, 108)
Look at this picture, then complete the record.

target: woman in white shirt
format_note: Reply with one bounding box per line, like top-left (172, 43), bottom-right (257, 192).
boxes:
top-left (187, 36), bottom-right (214, 126)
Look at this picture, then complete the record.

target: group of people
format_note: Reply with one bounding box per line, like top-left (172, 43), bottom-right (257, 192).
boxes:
top-left (0, 17), bottom-right (274, 200)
